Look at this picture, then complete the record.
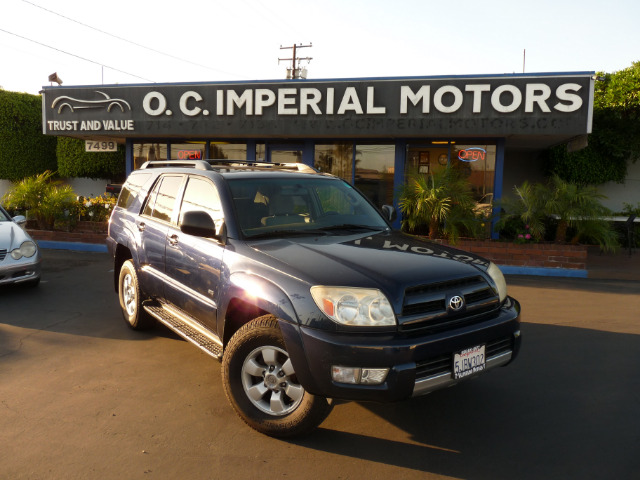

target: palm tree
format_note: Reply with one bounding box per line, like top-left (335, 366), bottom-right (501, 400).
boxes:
top-left (496, 175), bottom-right (618, 251)
top-left (495, 180), bottom-right (548, 241)
top-left (398, 167), bottom-right (478, 243)
top-left (546, 175), bottom-right (617, 250)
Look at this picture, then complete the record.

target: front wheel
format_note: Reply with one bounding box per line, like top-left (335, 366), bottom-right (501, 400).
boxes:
top-left (222, 315), bottom-right (333, 437)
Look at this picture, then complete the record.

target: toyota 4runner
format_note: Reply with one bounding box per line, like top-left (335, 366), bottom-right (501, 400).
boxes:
top-left (106, 160), bottom-right (521, 437)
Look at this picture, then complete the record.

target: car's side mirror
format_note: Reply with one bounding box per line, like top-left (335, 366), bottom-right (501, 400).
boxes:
top-left (12, 215), bottom-right (27, 227)
top-left (381, 205), bottom-right (397, 222)
top-left (180, 211), bottom-right (220, 240)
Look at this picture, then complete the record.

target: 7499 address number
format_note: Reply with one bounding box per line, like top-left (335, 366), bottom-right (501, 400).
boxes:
top-left (85, 140), bottom-right (118, 152)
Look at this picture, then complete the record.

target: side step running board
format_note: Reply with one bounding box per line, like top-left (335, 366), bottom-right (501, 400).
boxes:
top-left (144, 304), bottom-right (223, 359)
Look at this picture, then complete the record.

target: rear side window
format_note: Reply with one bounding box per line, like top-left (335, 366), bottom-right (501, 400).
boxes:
top-left (142, 175), bottom-right (184, 223)
top-left (117, 173), bottom-right (152, 209)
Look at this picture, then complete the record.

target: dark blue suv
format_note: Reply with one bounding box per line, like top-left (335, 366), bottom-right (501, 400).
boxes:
top-left (107, 160), bottom-right (521, 437)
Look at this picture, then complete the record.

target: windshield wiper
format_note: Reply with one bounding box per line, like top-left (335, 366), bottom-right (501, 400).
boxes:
top-left (246, 229), bottom-right (330, 240)
top-left (317, 224), bottom-right (388, 233)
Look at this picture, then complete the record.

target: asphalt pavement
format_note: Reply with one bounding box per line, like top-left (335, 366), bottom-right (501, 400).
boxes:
top-left (0, 249), bottom-right (638, 480)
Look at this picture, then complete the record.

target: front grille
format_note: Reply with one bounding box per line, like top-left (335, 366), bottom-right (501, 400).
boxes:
top-left (400, 275), bottom-right (500, 333)
top-left (415, 336), bottom-right (514, 380)
top-left (0, 249), bottom-right (7, 261)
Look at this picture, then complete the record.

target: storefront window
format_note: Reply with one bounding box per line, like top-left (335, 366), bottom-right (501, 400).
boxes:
top-left (354, 144), bottom-right (395, 207)
top-left (133, 143), bottom-right (167, 170)
top-left (314, 143), bottom-right (353, 181)
top-left (256, 144), bottom-right (266, 161)
top-left (452, 144), bottom-right (496, 204)
top-left (407, 143), bottom-right (449, 177)
top-left (171, 142), bottom-right (205, 160)
top-left (209, 142), bottom-right (247, 160)
top-left (269, 147), bottom-right (303, 163)
top-left (407, 142), bottom-right (495, 207)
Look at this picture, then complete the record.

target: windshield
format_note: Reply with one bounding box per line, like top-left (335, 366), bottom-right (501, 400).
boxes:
top-left (0, 207), bottom-right (10, 222)
top-left (227, 176), bottom-right (390, 239)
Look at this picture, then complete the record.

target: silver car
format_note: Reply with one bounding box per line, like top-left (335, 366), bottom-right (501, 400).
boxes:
top-left (0, 205), bottom-right (42, 287)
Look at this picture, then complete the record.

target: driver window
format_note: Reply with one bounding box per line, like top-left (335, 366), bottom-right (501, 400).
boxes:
top-left (179, 176), bottom-right (224, 235)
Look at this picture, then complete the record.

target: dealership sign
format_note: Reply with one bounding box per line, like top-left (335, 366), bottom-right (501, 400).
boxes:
top-left (42, 75), bottom-right (594, 138)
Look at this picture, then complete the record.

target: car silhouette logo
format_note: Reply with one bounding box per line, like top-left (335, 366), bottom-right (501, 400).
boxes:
top-left (51, 91), bottom-right (131, 114)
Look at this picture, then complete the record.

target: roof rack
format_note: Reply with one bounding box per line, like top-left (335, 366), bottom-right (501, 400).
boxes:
top-left (140, 159), bottom-right (319, 173)
top-left (140, 160), bottom-right (212, 170)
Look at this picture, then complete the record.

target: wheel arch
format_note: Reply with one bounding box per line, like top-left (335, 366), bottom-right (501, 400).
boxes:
top-left (218, 273), bottom-right (319, 394)
top-left (219, 272), bottom-right (298, 346)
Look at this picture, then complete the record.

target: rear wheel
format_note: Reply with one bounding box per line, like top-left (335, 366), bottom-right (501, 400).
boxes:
top-left (222, 315), bottom-right (333, 437)
top-left (118, 260), bottom-right (153, 330)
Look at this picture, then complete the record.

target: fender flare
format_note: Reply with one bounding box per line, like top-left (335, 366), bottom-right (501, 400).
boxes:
top-left (220, 271), bottom-right (298, 326)
top-left (219, 272), bottom-right (320, 393)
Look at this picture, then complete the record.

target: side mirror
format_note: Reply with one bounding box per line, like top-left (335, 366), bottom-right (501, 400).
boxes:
top-left (381, 205), bottom-right (397, 222)
top-left (180, 211), bottom-right (219, 239)
top-left (12, 215), bottom-right (27, 227)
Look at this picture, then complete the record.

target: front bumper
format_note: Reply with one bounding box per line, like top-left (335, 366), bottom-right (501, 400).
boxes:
top-left (0, 256), bottom-right (42, 286)
top-left (289, 297), bottom-right (521, 402)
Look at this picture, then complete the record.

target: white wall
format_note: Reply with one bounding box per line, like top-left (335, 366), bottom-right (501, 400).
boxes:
top-left (597, 160), bottom-right (640, 212)
top-left (64, 177), bottom-right (111, 199)
top-left (0, 179), bottom-right (12, 200)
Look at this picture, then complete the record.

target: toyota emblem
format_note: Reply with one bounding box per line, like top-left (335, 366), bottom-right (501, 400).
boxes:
top-left (449, 295), bottom-right (464, 311)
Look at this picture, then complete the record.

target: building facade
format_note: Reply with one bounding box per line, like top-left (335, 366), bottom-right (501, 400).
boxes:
top-left (41, 73), bottom-right (595, 232)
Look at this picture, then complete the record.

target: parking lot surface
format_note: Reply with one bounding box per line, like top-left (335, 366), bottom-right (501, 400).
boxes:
top-left (1, 249), bottom-right (639, 480)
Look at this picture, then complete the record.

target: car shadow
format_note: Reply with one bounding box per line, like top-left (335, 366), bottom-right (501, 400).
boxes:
top-left (290, 322), bottom-right (640, 479)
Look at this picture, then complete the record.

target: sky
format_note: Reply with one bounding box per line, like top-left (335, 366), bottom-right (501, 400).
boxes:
top-left (1, 0), bottom-right (639, 95)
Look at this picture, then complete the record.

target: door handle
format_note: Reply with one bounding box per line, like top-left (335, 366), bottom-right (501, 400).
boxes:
top-left (168, 234), bottom-right (179, 246)
top-left (137, 222), bottom-right (146, 232)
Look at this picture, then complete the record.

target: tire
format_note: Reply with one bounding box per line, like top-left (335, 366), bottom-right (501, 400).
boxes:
top-left (118, 260), bottom-right (153, 330)
top-left (222, 315), bottom-right (333, 437)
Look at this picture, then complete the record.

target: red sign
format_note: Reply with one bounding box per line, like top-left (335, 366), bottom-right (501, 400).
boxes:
top-left (177, 149), bottom-right (203, 160)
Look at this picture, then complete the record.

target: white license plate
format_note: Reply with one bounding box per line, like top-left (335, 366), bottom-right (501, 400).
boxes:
top-left (453, 345), bottom-right (486, 380)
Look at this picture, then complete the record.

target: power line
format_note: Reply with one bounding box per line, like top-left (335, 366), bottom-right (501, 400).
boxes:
top-left (0, 27), bottom-right (156, 82)
top-left (21, 0), bottom-right (244, 78)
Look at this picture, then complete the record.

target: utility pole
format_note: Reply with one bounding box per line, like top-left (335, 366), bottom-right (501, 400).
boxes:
top-left (279, 43), bottom-right (312, 79)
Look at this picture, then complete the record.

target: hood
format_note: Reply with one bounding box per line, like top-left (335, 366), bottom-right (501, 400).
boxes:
top-left (0, 221), bottom-right (33, 251)
top-left (248, 231), bottom-right (491, 303)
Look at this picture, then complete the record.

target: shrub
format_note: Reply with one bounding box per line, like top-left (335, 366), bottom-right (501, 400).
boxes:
top-left (2, 171), bottom-right (75, 229)
top-left (0, 90), bottom-right (57, 180)
top-left (75, 195), bottom-right (116, 222)
top-left (496, 176), bottom-right (618, 251)
top-left (57, 137), bottom-right (126, 180)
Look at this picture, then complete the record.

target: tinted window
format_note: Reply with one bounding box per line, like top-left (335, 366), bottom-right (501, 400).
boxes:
top-left (117, 172), bottom-right (152, 209)
top-left (179, 176), bottom-right (224, 235)
top-left (142, 175), bottom-right (183, 223)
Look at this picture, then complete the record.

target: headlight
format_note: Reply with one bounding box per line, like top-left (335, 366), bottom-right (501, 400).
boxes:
top-left (310, 286), bottom-right (396, 326)
top-left (487, 262), bottom-right (508, 302)
top-left (10, 241), bottom-right (37, 260)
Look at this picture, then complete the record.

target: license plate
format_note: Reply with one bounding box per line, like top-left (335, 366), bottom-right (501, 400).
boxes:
top-left (453, 345), bottom-right (486, 380)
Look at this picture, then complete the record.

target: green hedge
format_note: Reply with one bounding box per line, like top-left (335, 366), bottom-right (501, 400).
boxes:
top-left (56, 137), bottom-right (126, 180)
top-left (0, 90), bottom-right (57, 180)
